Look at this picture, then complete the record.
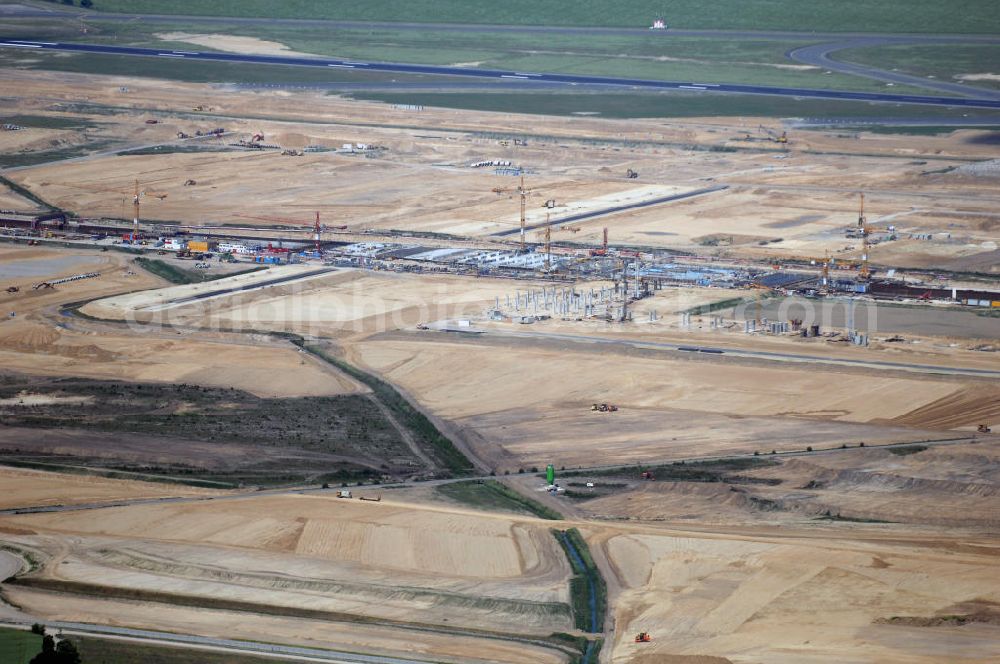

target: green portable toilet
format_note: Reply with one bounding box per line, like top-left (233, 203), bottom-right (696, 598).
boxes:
top-left (546, 464), bottom-right (555, 485)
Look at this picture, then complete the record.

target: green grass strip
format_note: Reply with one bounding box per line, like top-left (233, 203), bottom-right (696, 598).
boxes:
top-left (0, 175), bottom-right (60, 212)
top-left (133, 257), bottom-right (265, 284)
top-left (0, 627), bottom-right (42, 664)
top-left (553, 528), bottom-right (607, 633)
top-left (437, 480), bottom-right (562, 520)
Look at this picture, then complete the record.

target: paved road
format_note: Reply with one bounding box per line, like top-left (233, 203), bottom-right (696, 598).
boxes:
top-left (0, 621), bottom-right (432, 664)
top-left (3, 40), bottom-right (1000, 109)
top-left (493, 185), bottom-right (728, 237)
top-left (482, 328), bottom-right (1000, 378)
top-left (789, 38), bottom-right (1000, 100)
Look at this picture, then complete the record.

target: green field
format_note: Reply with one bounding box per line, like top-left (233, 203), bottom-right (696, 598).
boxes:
top-left (0, 48), bottom-right (417, 86)
top-left (0, 16), bottom-right (910, 94)
top-left (838, 43), bottom-right (1000, 92)
top-left (436, 480), bottom-right (563, 519)
top-left (74, 636), bottom-right (304, 664)
top-left (86, 0), bottom-right (1000, 33)
top-left (0, 628), bottom-right (41, 664)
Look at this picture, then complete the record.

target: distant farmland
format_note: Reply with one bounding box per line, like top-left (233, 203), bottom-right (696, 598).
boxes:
top-left (90, 0), bottom-right (1000, 34)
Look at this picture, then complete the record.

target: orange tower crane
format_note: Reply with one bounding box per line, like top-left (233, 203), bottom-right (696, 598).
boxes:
top-left (60, 179), bottom-right (167, 243)
top-left (544, 216), bottom-right (552, 271)
top-left (234, 212), bottom-right (347, 252)
top-left (857, 193), bottom-right (871, 281)
top-left (820, 251), bottom-right (831, 293)
top-left (492, 173), bottom-right (532, 250)
top-left (313, 211), bottom-right (321, 253)
top-left (131, 179), bottom-right (168, 243)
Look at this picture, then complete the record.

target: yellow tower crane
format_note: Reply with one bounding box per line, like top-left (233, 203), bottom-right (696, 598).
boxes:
top-left (492, 173), bottom-right (532, 251)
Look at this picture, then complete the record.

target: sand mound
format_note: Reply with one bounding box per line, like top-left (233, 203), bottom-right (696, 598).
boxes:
top-left (0, 325), bottom-right (61, 350)
top-left (18, 495), bottom-right (546, 579)
top-left (889, 386), bottom-right (1000, 429)
top-left (629, 657), bottom-right (732, 664)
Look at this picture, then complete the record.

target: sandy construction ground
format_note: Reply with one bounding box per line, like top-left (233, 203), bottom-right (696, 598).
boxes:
top-left (0, 493), bottom-right (574, 646)
top-left (351, 331), bottom-right (988, 469)
top-left (81, 266), bottom-right (997, 469)
top-left (2, 68), bottom-right (999, 270)
top-left (563, 440), bottom-right (1000, 530)
top-left (2, 475), bottom-right (996, 664)
top-left (0, 246), bottom-right (360, 396)
top-left (2, 587), bottom-right (567, 664)
top-left (90, 267), bottom-right (551, 336)
top-left (0, 63), bottom-right (998, 664)
top-left (0, 466), bottom-right (222, 510)
top-left (602, 526), bottom-right (1000, 663)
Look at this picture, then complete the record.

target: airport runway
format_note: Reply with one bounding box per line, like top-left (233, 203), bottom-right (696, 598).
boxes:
top-left (3, 39), bottom-right (1000, 109)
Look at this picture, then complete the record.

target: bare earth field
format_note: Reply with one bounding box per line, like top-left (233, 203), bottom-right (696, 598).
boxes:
top-left (1, 68), bottom-right (998, 271)
top-left (601, 524), bottom-right (1000, 663)
top-left (0, 60), bottom-right (998, 664)
top-left (352, 332), bottom-right (996, 470)
top-left (0, 493), bottom-right (574, 664)
top-left (0, 466), bottom-right (221, 510)
top-left (0, 247), bottom-right (359, 397)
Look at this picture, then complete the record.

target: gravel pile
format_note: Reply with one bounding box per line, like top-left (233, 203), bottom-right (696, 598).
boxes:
top-left (956, 159), bottom-right (1000, 177)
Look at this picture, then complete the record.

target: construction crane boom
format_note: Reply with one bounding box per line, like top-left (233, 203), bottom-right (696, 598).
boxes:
top-left (543, 216), bottom-right (554, 271)
top-left (858, 193), bottom-right (871, 281)
top-left (492, 174), bottom-right (532, 250)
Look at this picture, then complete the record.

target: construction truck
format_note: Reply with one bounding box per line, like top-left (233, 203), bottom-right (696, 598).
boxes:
top-left (635, 632), bottom-right (653, 643)
top-left (591, 403), bottom-right (619, 412)
top-left (759, 125), bottom-right (788, 144)
top-left (336, 490), bottom-right (352, 499)
top-left (640, 471), bottom-right (654, 481)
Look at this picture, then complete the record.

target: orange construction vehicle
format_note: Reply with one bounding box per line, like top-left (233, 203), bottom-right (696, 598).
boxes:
top-left (635, 632), bottom-right (652, 643)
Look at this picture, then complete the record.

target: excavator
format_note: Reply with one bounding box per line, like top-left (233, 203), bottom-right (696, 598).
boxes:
top-left (635, 632), bottom-right (652, 643)
top-left (978, 423), bottom-right (992, 434)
